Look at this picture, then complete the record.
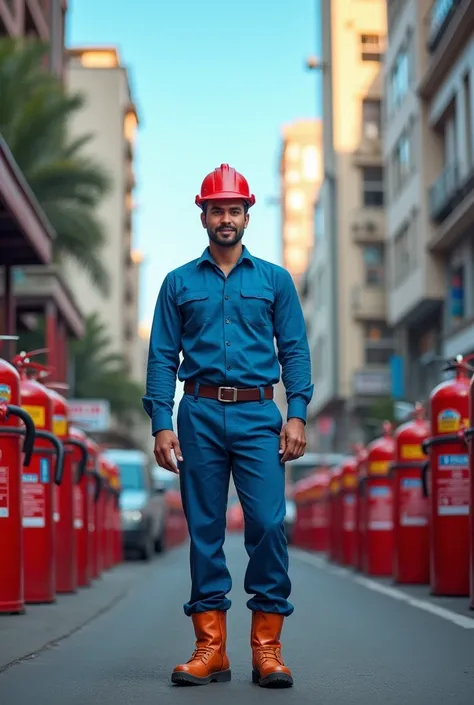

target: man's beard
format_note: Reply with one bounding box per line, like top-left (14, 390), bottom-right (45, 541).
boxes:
top-left (208, 226), bottom-right (244, 248)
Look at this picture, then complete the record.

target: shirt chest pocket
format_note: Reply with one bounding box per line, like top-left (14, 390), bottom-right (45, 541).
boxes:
top-left (240, 288), bottom-right (275, 327)
top-left (177, 289), bottom-right (211, 333)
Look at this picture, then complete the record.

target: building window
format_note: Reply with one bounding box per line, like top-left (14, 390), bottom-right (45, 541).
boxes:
top-left (362, 99), bottom-right (382, 140)
top-left (362, 167), bottom-right (384, 207)
top-left (389, 45), bottom-right (410, 114)
top-left (364, 322), bottom-right (394, 365)
top-left (363, 245), bottom-right (384, 285)
top-left (360, 34), bottom-right (384, 62)
top-left (302, 145), bottom-right (320, 182)
top-left (392, 125), bottom-right (413, 194)
top-left (286, 188), bottom-right (305, 211)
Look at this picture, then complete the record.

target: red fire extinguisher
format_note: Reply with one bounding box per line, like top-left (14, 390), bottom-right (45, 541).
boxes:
top-left (0, 350), bottom-right (36, 614)
top-left (67, 425), bottom-right (91, 587)
top-left (85, 436), bottom-right (103, 580)
top-left (463, 361), bottom-right (474, 609)
top-left (12, 351), bottom-right (65, 603)
top-left (390, 403), bottom-right (430, 584)
top-left (340, 457), bottom-right (358, 567)
top-left (422, 356), bottom-right (471, 596)
top-left (307, 469), bottom-right (331, 553)
top-left (327, 466), bottom-right (343, 564)
top-left (361, 422), bottom-right (395, 577)
top-left (354, 444), bottom-right (368, 571)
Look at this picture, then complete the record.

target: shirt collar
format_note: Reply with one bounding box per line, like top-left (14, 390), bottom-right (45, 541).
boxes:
top-left (196, 245), bottom-right (255, 268)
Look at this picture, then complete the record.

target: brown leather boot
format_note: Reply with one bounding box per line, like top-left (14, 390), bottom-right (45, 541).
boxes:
top-left (251, 611), bottom-right (293, 688)
top-left (171, 610), bottom-right (231, 686)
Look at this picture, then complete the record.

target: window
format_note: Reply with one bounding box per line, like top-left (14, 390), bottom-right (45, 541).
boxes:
top-left (362, 100), bottom-right (382, 140)
top-left (363, 245), bottom-right (384, 285)
top-left (362, 167), bottom-right (384, 207)
top-left (449, 264), bottom-right (465, 325)
top-left (286, 188), bottom-right (305, 211)
top-left (389, 45), bottom-right (410, 113)
top-left (393, 211), bottom-right (418, 286)
top-left (302, 145), bottom-right (320, 181)
top-left (360, 34), bottom-right (384, 62)
top-left (392, 125), bottom-right (413, 193)
top-left (364, 322), bottom-right (394, 365)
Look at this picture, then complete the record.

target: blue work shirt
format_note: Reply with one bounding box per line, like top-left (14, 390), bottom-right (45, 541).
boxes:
top-left (142, 245), bottom-right (313, 435)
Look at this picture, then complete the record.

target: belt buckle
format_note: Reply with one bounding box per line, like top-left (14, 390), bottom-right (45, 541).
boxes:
top-left (217, 386), bottom-right (238, 403)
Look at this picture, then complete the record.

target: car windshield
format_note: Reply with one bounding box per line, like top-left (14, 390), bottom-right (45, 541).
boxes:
top-left (117, 462), bottom-right (146, 491)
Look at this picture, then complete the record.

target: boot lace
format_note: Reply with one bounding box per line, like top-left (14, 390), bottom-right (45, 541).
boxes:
top-left (256, 646), bottom-right (283, 664)
top-left (189, 646), bottom-right (214, 664)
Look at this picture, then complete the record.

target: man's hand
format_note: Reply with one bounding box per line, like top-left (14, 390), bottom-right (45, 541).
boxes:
top-left (154, 430), bottom-right (183, 474)
top-left (279, 418), bottom-right (306, 464)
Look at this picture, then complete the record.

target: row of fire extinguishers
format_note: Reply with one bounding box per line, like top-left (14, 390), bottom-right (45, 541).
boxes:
top-left (291, 355), bottom-right (474, 610)
top-left (0, 345), bottom-right (123, 615)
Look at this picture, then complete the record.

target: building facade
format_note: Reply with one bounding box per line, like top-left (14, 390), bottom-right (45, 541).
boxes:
top-left (384, 0), bottom-right (474, 403)
top-left (65, 47), bottom-right (143, 384)
top-left (302, 0), bottom-right (390, 452)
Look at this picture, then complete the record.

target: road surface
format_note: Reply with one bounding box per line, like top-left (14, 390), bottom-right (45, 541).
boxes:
top-left (0, 534), bottom-right (473, 704)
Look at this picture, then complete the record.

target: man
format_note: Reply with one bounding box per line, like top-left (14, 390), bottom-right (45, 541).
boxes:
top-left (143, 164), bottom-right (313, 689)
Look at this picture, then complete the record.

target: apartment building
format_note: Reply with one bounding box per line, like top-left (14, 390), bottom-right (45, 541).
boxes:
top-left (65, 47), bottom-right (144, 384)
top-left (302, 0), bottom-right (390, 452)
top-left (384, 0), bottom-right (474, 402)
top-left (0, 0), bottom-right (67, 76)
top-left (279, 119), bottom-right (323, 290)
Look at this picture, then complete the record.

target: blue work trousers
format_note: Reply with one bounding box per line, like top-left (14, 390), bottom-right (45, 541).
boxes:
top-left (177, 391), bottom-right (293, 617)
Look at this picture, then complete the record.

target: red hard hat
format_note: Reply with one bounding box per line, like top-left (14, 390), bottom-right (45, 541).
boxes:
top-left (195, 163), bottom-right (256, 208)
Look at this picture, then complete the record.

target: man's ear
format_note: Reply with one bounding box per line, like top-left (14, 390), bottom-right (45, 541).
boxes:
top-left (244, 213), bottom-right (250, 229)
top-left (200, 212), bottom-right (207, 229)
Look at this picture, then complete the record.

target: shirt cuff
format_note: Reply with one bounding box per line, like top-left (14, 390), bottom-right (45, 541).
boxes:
top-left (287, 398), bottom-right (307, 424)
top-left (151, 412), bottom-right (174, 436)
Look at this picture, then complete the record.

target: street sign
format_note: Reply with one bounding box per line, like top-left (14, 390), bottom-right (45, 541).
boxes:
top-left (68, 399), bottom-right (111, 432)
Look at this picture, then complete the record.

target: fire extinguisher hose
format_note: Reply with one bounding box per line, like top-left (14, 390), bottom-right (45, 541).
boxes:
top-left (421, 433), bottom-right (464, 454)
top-left (421, 460), bottom-right (430, 498)
top-left (0, 404), bottom-right (36, 466)
top-left (34, 430), bottom-right (65, 486)
top-left (64, 438), bottom-right (88, 484)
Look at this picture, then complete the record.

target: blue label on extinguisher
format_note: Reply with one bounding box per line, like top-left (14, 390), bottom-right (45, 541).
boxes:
top-left (40, 458), bottom-right (50, 483)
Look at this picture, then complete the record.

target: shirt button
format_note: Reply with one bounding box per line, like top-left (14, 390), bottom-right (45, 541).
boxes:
top-left (226, 341), bottom-right (231, 346)
top-left (227, 365), bottom-right (232, 370)
top-left (225, 295), bottom-right (230, 300)
top-left (225, 318), bottom-right (230, 324)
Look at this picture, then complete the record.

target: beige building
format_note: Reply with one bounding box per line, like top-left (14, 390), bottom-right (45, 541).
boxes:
top-left (279, 119), bottom-right (323, 290)
top-left (65, 47), bottom-right (144, 384)
top-left (301, 0), bottom-right (391, 452)
top-left (384, 0), bottom-right (474, 401)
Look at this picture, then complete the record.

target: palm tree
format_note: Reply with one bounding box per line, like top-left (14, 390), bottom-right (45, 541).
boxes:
top-left (0, 37), bottom-right (112, 293)
top-left (71, 313), bottom-right (145, 424)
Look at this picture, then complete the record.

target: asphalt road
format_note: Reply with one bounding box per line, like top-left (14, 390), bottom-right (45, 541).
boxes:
top-left (1, 534), bottom-right (473, 704)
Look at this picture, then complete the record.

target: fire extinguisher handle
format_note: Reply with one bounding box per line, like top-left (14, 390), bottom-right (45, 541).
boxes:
top-left (4, 404), bottom-right (36, 466)
top-left (421, 460), bottom-right (430, 498)
top-left (34, 430), bottom-right (65, 485)
top-left (422, 433), bottom-right (462, 452)
top-left (463, 427), bottom-right (474, 442)
top-left (64, 439), bottom-right (88, 484)
top-left (89, 470), bottom-right (102, 503)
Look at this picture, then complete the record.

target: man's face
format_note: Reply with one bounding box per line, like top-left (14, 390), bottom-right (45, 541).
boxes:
top-left (201, 199), bottom-right (249, 248)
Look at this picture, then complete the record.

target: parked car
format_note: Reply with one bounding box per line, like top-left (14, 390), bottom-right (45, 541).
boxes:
top-left (102, 448), bottom-right (167, 560)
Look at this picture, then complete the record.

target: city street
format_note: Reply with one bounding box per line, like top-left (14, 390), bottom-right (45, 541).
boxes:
top-left (0, 535), bottom-right (473, 704)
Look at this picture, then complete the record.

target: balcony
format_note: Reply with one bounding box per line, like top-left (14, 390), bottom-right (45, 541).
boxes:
top-left (352, 135), bottom-right (382, 168)
top-left (419, 0), bottom-right (474, 99)
top-left (350, 207), bottom-right (385, 244)
top-left (428, 162), bottom-right (474, 250)
top-left (351, 284), bottom-right (387, 321)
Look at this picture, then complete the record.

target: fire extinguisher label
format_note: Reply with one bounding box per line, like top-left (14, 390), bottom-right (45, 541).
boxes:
top-left (40, 458), bottom-right (50, 483)
top-left (400, 444), bottom-right (424, 460)
top-left (343, 494), bottom-right (356, 531)
top-left (22, 482), bottom-right (45, 528)
top-left (21, 405), bottom-right (45, 429)
top-left (437, 454), bottom-right (469, 516)
top-left (400, 477), bottom-right (428, 526)
top-left (368, 485), bottom-right (393, 530)
top-left (0, 466), bottom-right (8, 518)
top-left (53, 415), bottom-right (67, 437)
top-left (74, 486), bottom-right (83, 529)
top-left (0, 384), bottom-right (11, 402)
top-left (437, 409), bottom-right (461, 433)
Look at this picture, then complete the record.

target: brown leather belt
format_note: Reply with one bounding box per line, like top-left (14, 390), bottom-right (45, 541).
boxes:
top-left (184, 382), bottom-right (273, 403)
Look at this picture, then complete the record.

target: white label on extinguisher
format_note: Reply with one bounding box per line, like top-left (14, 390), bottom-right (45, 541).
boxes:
top-left (437, 454), bottom-right (470, 516)
top-left (74, 486), bottom-right (83, 529)
top-left (400, 478), bottom-right (428, 526)
top-left (368, 485), bottom-right (393, 531)
top-left (22, 482), bottom-right (46, 528)
top-left (0, 466), bottom-right (8, 518)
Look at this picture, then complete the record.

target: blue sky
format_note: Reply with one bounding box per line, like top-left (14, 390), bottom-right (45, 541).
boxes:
top-left (67, 0), bottom-right (322, 327)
